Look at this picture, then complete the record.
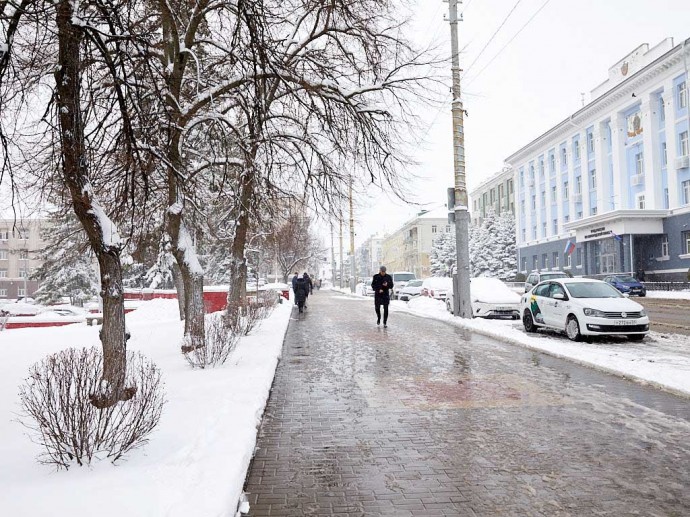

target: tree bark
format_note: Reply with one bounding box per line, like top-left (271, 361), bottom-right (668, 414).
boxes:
top-left (55, 1), bottom-right (133, 408)
top-left (226, 168), bottom-right (254, 310)
top-left (171, 261), bottom-right (186, 321)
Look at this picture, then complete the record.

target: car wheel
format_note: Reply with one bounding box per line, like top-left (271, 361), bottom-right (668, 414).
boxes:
top-left (627, 334), bottom-right (645, 341)
top-left (639, 292), bottom-right (646, 297)
top-left (565, 315), bottom-right (582, 342)
top-left (523, 310), bottom-right (537, 333)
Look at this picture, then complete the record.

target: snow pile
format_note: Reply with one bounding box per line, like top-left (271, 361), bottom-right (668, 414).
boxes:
top-left (646, 290), bottom-right (690, 300)
top-left (470, 277), bottom-right (521, 304)
top-left (397, 299), bottom-right (690, 397)
top-left (0, 298), bottom-right (292, 516)
top-left (0, 302), bottom-right (43, 316)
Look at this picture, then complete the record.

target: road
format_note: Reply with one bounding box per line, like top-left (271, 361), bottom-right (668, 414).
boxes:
top-left (638, 296), bottom-right (690, 335)
top-left (244, 290), bottom-right (690, 516)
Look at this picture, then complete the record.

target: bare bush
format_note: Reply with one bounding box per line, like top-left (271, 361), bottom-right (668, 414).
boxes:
top-left (184, 313), bottom-right (240, 369)
top-left (226, 291), bottom-right (278, 337)
top-left (18, 348), bottom-right (165, 469)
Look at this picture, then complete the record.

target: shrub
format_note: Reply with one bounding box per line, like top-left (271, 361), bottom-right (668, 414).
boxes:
top-left (18, 347), bottom-right (165, 469)
top-left (226, 291), bottom-right (278, 337)
top-left (514, 272), bottom-right (526, 282)
top-left (184, 312), bottom-right (240, 368)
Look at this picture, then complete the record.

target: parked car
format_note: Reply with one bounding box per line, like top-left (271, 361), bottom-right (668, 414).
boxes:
top-left (398, 279), bottom-right (423, 301)
top-left (524, 270), bottom-right (569, 292)
top-left (603, 274), bottom-right (646, 296)
top-left (421, 277), bottom-right (452, 301)
top-left (390, 271), bottom-right (417, 300)
top-left (521, 278), bottom-right (649, 342)
top-left (446, 277), bottom-right (521, 318)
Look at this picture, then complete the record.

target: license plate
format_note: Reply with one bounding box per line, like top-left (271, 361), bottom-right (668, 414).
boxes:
top-left (614, 320), bottom-right (637, 326)
top-left (496, 306), bottom-right (509, 310)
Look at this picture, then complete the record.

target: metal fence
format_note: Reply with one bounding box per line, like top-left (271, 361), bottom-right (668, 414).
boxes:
top-left (641, 282), bottom-right (690, 292)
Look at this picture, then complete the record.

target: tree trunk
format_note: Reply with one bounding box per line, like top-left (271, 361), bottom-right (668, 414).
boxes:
top-left (171, 261), bottom-right (186, 321)
top-left (55, 1), bottom-right (133, 408)
top-left (226, 169), bottom-right (254, 310)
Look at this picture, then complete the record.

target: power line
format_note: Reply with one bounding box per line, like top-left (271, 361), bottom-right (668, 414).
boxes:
top-left (466, 0), bottom-right (554, 86)
top-left (463, 0), bottom-right (525, 77)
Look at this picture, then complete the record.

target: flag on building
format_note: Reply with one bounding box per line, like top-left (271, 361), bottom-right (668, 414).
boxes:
top-left (564, 240), bottom-right (576, 255)
top-left (610, 231), bottom-right (623, 242)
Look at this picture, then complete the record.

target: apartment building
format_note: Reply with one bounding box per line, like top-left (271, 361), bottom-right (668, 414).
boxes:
top-left (0, 219), bottom-right (48, 299)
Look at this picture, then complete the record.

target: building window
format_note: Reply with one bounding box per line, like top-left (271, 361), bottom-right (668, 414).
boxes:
top-left (542, 222), bottom-right (547, 237)
top-left (574, 141), bottom-right (581, 161)
top-left (565, 253), bottom-right (572, 268)
top-left (521, 257), bottom-right (527, 272)
top-left (564, 215), bottom-right (570, 223)
top-left (431, 225), bottom-right (437, 234)
top-left (0, 269), bottom-right (7, 278)
top-left (683, 230), bottom-right (690, 255)
top-left (661, 235), bottom-right (669, 258)
top-left (445, 225), bottom-right (451, 233)
top-left (551, 185), bottom-right (556, 203)
top-left (576, 248), bottom-right (583, 267)
top-left (490, 189), bottom-right (496, 203)
top-left (636, 194), bottom-right (646, 209)
top-left (0, 250), bottom-right (6, 260)
top-left (563, 181), bottom-right (569, 200)
top-left (681, 131), bottom-right (689, 157)
top-left (577, 211), bottom-right (583, 219)
top-left (18, 288), bottom-right (26, 298)
top-left (662, 142), bottom-right (668, 166)
top-left (635, 151), bottom-right (644, 175)
top-left (522, 228), bottom-right (526, 241)
top-left (533, 256), bottom-right (538, 270)
top-left (19, 269), bottom-right (28, 279)
top-left (0, 230), bottom-right (8, 240)
top-left (553, 252), bottom-right (559, 269)
top-left (530, 164), bottom-right (535, 179)
top-left (683, 180), bottom-right (690, 205)
top-left (498, 184), bottom-right (504, 199)
top-left (541, 191), bottom-right (546, 206)
top-left (19, 249), bottom-right (28, 259)
top-left (550, 153), bottom-right (556, 172)
top-left (539, 158), bottom-right (545, 178)
top-left (0, 289), bottom-right (7, 297)
top-left (542, 253), bottom-right (548, 269)
top-left (532, 226), bottom-right (537, 240)
top-left (589, 169), bottom-right (596, 190)
top-left (587, 132), bottom-right (595, 154)
top-left (519, 170), bottom-right (524, 187)
top-left (575, 176), bottom-right (582, 195)
top-left (664, 188), bottom-right (670, 209)
top-left (552, 219), bottom-right (558, 234)
top-left (659, 96), bottom-right (666, 122)
top-left (532, 195), bottom-right (536, 210)
top-left (591, 207), bottom-right (598, 215)
top-left (520, 200), bottom-right (525, 213)
top-left (679, 81), bottom-right (688, 109)
top-left (561, 147), bottom-right (568, 165)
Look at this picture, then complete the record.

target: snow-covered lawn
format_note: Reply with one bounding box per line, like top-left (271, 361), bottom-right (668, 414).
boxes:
top-left (0, 298), bottom-right (291, 517)
top-left (646, 290), bottom-right (690, 300)
top-left (395, 297), bottom-right (690, 398)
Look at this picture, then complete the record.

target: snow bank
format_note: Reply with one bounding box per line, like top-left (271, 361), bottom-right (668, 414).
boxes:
top-left (646, 290), bottom-right (690, 300)
top-left (398, 297), bottom-right (690, 398)
top-left (0, 298), bottom-right (292, 517)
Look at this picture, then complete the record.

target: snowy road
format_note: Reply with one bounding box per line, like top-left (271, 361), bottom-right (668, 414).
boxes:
top-left (638, 296), bottom-right (690, 335)
top-left (244, 290), bottom-right (690, 516)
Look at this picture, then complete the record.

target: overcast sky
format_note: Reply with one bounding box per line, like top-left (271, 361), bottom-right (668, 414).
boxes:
top-left (345, 0), bottom-right (690, 248)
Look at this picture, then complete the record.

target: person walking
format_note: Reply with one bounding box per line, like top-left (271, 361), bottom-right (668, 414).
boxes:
top-left (294, 274), bottom-right (309, 313)
top-left (304, 272), bottom-right (314, 295)
top-left (371, 265), bottom-right (394, 328)
top-left (291, 272), bottom-right (299, 305)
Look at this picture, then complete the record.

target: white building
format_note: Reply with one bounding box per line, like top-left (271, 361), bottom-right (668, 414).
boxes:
top-left (381, 206), bottom-right (453, 278)
top-left (0, 219), bottom-right (48, 299)
top-left (507, 38), bottom-right (690, 281)
top-left (469, 166), bottom-right (515, 226)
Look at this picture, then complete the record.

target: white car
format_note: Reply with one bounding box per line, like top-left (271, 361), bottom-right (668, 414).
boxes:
top-left (445, 277), bottom-right (521, 318)
top-left (421, 276), bottom-right (453, 301)
top-left (520, 278), bottom-right (649, 341)
top-left (390, 271), bottom-right (416, 300)
top-left (398, 279), bottom-right (423, 301)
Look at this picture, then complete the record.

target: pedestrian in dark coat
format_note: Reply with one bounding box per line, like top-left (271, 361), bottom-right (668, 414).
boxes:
top-left (304, 272), bottom-right (314, 295)
top-left (371, 265), bottom-right (394, 327)
top-left (291, 272), bottom-right (299, 304)
top-left (294, 275), bottom-right (309, 313)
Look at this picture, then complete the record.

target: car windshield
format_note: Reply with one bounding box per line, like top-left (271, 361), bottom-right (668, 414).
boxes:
top-left (613, 275), bottom-right (637, 282)
top-left (407, 280), bottom-right (423, 287)
top-left (541, 272), bottom-right (567, 280)
top-left (393, 273), bottom-right (415, 282)
top-left (565, 282), bottom-right (622, 298)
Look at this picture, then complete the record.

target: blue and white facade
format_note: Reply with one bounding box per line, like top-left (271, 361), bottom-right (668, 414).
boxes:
top-left (507, 38), bottom-right (690, 281)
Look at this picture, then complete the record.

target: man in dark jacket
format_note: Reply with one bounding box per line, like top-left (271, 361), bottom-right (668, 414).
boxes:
top-left (294, 274), bottom-right (309, 313)
top-left (291, 272), bottom-right (299, 305)
top-left (371, 265), bottom-right (394, 327)
top-left (304, 272), bottom-right (314, 295)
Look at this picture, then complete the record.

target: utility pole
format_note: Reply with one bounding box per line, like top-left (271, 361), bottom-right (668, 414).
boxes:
top-left (339, 215), bottom-right (344, 288)
top-left (330, 222), bottom-right (337, 286)
top-left (349, 181), bottom-right (356, 292)
top-left (448, 0), bottom-right (472, 318)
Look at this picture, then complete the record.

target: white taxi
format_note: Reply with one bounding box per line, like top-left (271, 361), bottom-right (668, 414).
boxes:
top-left (521, 278), bottom-right (649, 341)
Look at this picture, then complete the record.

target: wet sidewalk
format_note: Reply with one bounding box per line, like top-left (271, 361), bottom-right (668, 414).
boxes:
top-left (244, 290), bottom-right (690, 516)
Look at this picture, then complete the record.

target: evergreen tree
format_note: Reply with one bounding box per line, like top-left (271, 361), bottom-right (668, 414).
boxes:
top-left (430, 232), bottom-right (456, 277)
top-left (468, 209), bottom-right (517, 280)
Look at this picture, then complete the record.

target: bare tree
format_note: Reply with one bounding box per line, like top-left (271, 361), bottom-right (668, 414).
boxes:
top-left (266, 211), bottom-right (322, 282)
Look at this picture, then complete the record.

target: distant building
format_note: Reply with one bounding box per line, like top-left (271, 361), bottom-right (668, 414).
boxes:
top-left (469, 167), bottom-right (515, 226)
top-left (356, 235), bottom-right (383, 278)
top-left (381, 207), bottom-right (453, 278)
top-left (0, 219), bottom-right (49, 299)
top-left (507, 38), bottom-right (690, 280)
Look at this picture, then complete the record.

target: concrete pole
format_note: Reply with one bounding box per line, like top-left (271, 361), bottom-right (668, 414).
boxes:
top-left (339, 215), bottom-right (344, 288)
top-left (449, 0), bottom-right (472, 318)
top-left (330, 222), bottom-right (337, 285)
top-left (349, 181), bottom-right (356, 292)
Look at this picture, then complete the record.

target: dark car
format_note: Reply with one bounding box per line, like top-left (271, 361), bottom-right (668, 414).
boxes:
top-left (603, 275), bottom-right (646, 296)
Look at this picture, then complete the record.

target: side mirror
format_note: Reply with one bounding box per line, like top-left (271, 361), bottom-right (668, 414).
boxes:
top-left (623, 293), bottom-right (630, 298)
top-left (553, 293), bottom-right (565, 300)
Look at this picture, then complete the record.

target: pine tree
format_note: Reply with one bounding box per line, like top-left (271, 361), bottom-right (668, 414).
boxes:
top-left (430, 232), bottom-right (456, 277)
top-left (468, 209), bottom-right (517, 280)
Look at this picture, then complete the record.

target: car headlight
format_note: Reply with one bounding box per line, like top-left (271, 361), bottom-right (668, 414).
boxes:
top-left (640, 309), bottom-right (646, 317)
top-left (583, 308), bottom-right (606, 318)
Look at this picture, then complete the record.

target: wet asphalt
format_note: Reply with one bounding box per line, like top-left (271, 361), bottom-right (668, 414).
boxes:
top-left (244, 290), bottom-right (690, 516)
